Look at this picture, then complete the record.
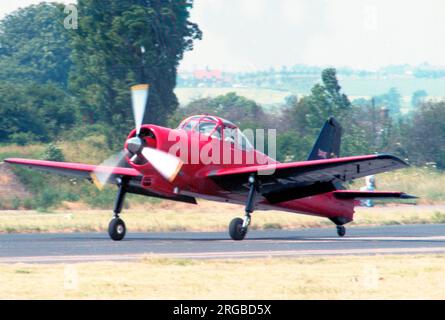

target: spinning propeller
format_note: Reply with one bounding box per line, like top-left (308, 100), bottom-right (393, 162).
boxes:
top-left (91, 84), bottom-right (183, 189)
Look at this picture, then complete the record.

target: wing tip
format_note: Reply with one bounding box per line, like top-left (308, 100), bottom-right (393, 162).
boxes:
top-left (4, 158), bottom-right (23, 165)
top-left (376, 153), bottom-right (410, 167)
top-left (400, 193), bottom-right (418, 199)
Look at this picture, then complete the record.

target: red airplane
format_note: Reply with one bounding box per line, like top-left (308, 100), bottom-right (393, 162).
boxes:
top-left (5, 85), bottom-right (415, 241)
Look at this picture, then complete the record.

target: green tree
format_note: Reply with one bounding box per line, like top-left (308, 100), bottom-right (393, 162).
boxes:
top-left (0, 3), bottom-right (72, 87)
top-left (276, 131), bottom-right (312, 162)
top-left (70, 0), bottom-right (202, 145)
top-left (284, 94), bottom-right (298, 107)
top-left (43, 143), bottom-right (65, 162)
top-left (170, 92), bottom-right (269, 130)
top-left (0, 83), bottom-right (45, 144)
top-left (293, 68), bottom-right (351, 130)
top-left (402, 102), bottom-right (445, 168)
top-left (341, 103), bottom-right (397, 156)
top-left (284, 68), bottom-right (351, 153)
top-left (411, 90), bottom-right (428, 107)
top-left (0, 4), bottom-right (75, 144)
top-left (0, 82), bottom-right (75, 143)
top-left (374, 87), bottom-right (401, 116)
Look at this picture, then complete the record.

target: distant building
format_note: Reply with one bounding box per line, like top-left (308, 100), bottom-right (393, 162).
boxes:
top-left (193, 69), bottom-right (223, 81)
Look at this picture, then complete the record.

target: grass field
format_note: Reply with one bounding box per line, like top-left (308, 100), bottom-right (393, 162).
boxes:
top-left (0, 136), bottom-right (111, 165)
top-left (0, 200), bottom-right (444, 234)
top-left (350, 167), bottom-right (445, 204)
top-left (1, 254), bottom-right (444, 299)
top-left (175, 80), bottom-right (445, 110)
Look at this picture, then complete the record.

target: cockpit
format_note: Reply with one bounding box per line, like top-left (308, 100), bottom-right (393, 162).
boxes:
top-left (177, 115), bottom-right (254, 151)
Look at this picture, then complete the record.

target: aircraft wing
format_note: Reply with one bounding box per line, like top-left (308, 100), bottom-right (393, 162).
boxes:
top-left (4, 158), bottom-right (141, 182)
top-left (206, 154), bottom-right (409, 203)
top-left (5, 158), bottom-right (198, 204)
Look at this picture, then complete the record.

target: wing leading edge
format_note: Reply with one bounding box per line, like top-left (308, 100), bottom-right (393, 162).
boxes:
top-left (4, 158), bottom-right (141, 181)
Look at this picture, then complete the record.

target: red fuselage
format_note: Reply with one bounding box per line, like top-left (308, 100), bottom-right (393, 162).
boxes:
top-left (125, 117), bottom-right (356, 224)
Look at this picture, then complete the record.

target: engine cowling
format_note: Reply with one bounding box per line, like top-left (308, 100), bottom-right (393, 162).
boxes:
top-left (124, 125), bottom-right (186, 194)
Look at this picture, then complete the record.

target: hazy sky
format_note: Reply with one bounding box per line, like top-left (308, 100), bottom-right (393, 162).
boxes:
top-left (2, 0), bottom-right (444, 71)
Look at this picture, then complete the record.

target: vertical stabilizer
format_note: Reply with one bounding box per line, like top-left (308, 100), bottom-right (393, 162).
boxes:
top-left (307, 117), bottom-right (342, 161)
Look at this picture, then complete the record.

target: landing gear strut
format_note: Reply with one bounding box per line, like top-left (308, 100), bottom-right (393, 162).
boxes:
top-left (229, 174), bottom-right (257, 241)
top-left (108, 177), bottom-right (128, 241)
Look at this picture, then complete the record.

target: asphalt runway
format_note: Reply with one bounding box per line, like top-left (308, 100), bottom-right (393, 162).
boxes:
top-left (1, 224), bottom-right (445, 263)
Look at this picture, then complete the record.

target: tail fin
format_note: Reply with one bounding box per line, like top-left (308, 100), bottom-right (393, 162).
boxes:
top-left (307, 117), bottom-right (342, 161)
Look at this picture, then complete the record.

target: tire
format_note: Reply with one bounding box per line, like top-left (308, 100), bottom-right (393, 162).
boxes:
top-left (229, 217), bottom-right (247, 241)
top-left (336, 225), bottom-right (346, 237)
top-left (108, 218), bottom-right (126, 241)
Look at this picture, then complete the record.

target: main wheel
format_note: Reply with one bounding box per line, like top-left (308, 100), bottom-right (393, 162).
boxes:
top-left (108, 217), bottom-right (126, 241)
top-left (336, 225), bottom-right (346, 237)
top-left (229, 217), bottom-right (247, 241)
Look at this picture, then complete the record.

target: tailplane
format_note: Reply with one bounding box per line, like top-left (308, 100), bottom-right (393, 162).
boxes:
top-left (307, 117), bottom-right (342, 161)
top-left (333, 190), bottom-right (417, 200)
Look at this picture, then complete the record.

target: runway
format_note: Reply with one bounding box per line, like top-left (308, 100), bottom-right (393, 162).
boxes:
top-left (1, 224), bottom-right (445, 263)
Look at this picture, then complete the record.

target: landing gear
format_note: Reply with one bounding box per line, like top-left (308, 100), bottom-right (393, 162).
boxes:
top-left (229, 217), bottom-right (247, 241)
top-left (229, 174), bottom-right (257, 241)
top-left (329, 217), bottom-right (349, 238)
top-left (108, 177), bottom-right (128, 241)
top-left (336, 225), bottom-right (346, 237)
top-left (108, 217), bottom-right (126, 241)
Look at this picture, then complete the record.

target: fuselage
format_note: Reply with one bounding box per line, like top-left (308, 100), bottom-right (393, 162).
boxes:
top-left (125, 115), bottom-right (356, 223)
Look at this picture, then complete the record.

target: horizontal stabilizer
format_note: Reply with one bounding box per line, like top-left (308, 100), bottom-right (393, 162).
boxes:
top-left (333, 190), bottom-right (417, 200)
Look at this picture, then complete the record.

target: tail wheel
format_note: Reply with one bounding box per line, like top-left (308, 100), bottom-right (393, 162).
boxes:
top-left (229, 218), bottom-right (247, 241)
top-left (108, 218), bottom-right (126, 241)
top-left (336, 225), bottom-right (346, 237)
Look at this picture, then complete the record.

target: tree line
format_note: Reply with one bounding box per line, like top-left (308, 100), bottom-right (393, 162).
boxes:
top-left (0, 1), bottom-right (201, 147)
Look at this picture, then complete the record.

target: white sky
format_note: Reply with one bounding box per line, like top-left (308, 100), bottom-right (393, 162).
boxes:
top-left (2, 0), bottom-right (445, 71)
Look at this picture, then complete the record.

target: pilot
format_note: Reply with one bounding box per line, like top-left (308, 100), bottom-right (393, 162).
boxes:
top-left (223, 128), bottom-right (236, 144)
top-left (225, 136), bottom-right (235, 144)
